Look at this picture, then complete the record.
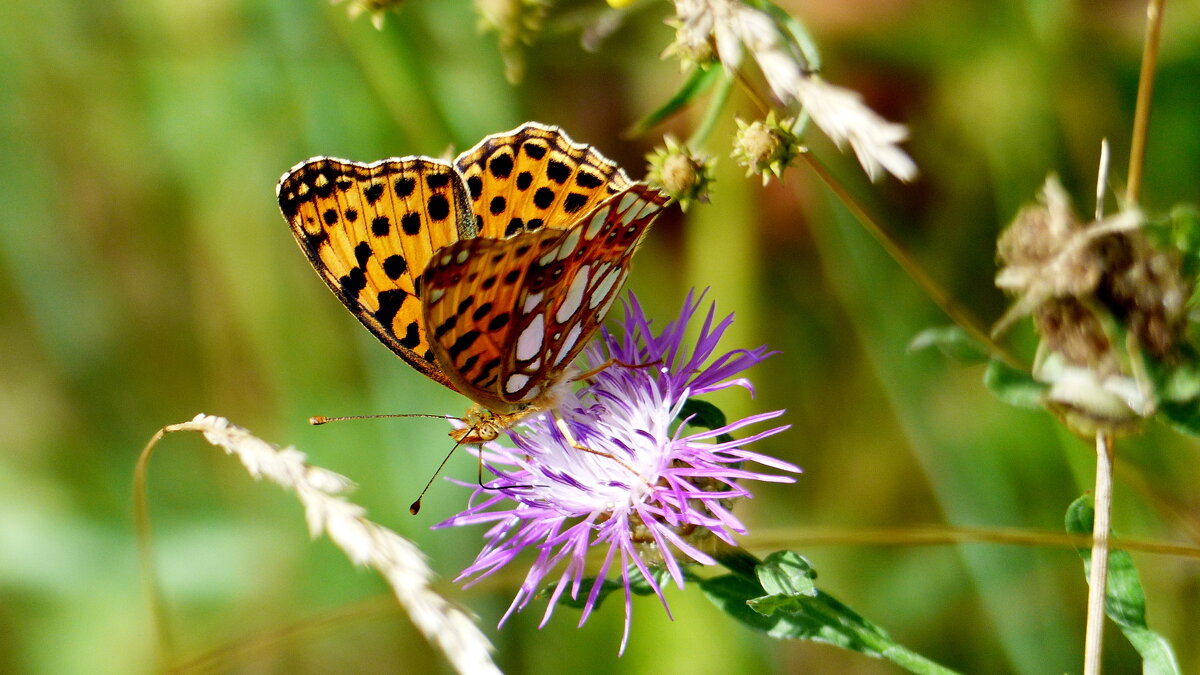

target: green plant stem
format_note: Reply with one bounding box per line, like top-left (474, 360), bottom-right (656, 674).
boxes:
top-left (1126, 0), bottom-right (1166, 206)
top-left (799, 151), bottom-right (1024, 370)
top-left (687, 67), bottom-right (734, 147)
top-left (1084, 432), bottom-right (1115, 675)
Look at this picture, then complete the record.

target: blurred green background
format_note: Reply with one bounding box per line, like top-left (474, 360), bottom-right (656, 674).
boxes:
top-left (2, 0), bottom-right (1199, 672)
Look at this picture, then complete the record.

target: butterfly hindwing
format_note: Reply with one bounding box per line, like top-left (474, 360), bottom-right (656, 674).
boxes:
top-left (455, 122), bottom-right (634, 239)
top-left (277, 156), bottom-right (476, 388)
top-left (420, 184), bottom-right (669, 411)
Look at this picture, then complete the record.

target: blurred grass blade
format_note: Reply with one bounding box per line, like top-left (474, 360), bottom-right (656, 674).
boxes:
top-left (627, 66), bottom-right (722, 136)
top-left (1066, 497), bottom-right (1182, 675)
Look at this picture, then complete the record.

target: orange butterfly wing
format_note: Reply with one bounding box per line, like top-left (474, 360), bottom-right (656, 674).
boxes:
top-left (455, 122), bottom-right (634, 238)
top-left (277, 156), bottom-right (476, 389)
top-left (420, 184), bottom-right (669, 413)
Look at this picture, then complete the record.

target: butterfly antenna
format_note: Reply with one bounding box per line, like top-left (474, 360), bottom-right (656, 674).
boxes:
top-left (310, 413), bottom-right (458, 426)
top-left (409, 438), bottom-right (466, 515)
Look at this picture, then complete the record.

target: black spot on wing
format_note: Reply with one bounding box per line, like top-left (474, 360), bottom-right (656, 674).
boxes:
top-left (434, 314), bottom-right (458, 339)
top-left (562, 193), bottom-right (587, 214)
top-left (401, 212), bottom-right (421, 235)
top-left (394, 177), bottom-right (415, 197)
top-left (340, 268), bottom-right (367, 298)
top-left (575, 172), bottom-right (603, 189)
top-left (354, 242), bottom-right (372, 267)
top-left (372, 216), bottom-right (390, 236)
top-left (364, 183), bottom-right (385, 204)
top-left (447, 330), bottom-right (481, 360)
top-left (523, 142), bottom-right (547, 160)
top-left (375, 289), bottom-right (407, 326)
top-left (533, 188), bottom-right (555, 209)
top-left (546, 160), bottom-right (569, 184)
top-left (489, 153), bottom-right (514, 179)
top-left (428, 195), bottom-right (450, 221)
top-left (383, 254), bottom-right (407, 280)
top-left (399, 321), bottom-right (420, 349)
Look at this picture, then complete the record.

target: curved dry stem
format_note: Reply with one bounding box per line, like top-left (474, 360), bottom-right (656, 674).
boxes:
top-left (743, 524), bottom-right (1200, 560)
top-left (1126, 0), bottom-right (1167, 206)
top-left (799, 150), bottom-right (1024, 369)
top-left (135, 421), bottom-right (205, 667)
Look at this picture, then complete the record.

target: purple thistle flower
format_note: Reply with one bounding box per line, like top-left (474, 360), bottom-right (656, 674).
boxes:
top-left (436, 290), bottom-right (797, 652)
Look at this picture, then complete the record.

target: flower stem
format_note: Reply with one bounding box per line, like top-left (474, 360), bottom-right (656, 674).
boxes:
top-left (1084, 432), bottom-right (1115, 675)
top-left (799, 151), bottom-right (1023, 369)
top-left (1126, 0), bottom-right (1166, 206)
top-left (687, 67), bottom-right (735, 147)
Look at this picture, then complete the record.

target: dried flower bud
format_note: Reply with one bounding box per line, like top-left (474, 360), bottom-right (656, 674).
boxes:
top-left (993, 175), bottom-right (1192, 436)
top-left (475, 0), bottom-right (548, 83)
top-left (333, 0), bottom-right (405, 29)
top-left (646, 136), bottom-right (714, 212)
top-left (732, 113), bottom-right (799, 185)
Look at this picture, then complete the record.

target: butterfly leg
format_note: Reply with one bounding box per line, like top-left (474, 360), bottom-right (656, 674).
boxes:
top-left (571, 357), bottom-right (664, 384)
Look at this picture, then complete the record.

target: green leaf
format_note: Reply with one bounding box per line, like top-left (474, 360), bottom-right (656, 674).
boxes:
top-left (1169, 205), bottom-right (1200, 272)
top-left (628, 66), bottom-right (722, 136)
top-left (1065, 497), bottom-right (1182, 675)
top-left (754, 550), bottom-right (817, 599)
top-left (679, 398), bottom-right (735, 444)
top-left (983, 359), bottom-right (1046, 409)
top-left (1157, 400), bottom-right (1200, 437)
top-left (908, 325), bottom-right (991, 363)
top-left (702, 552), bottom-right (961, 674)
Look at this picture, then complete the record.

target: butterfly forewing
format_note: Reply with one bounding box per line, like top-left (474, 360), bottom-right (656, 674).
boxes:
top-left (455, 122), bottom-right (634, 238)
top-left (421, 184), bottom-right (669, 411)
top-left (277, 156), bottom-right (476, 387)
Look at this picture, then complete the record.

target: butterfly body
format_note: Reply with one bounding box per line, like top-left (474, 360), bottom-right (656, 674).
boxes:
top-left (278, 123), bottom-right (667, 441)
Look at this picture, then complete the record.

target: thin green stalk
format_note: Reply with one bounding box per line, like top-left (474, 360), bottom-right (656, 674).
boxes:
top-left (687, 68), bottom-right (735, 147)
top-left (1126, 0), bottom-right (1166, 206)
top-left (799, 151), bottom-right (1024, 370)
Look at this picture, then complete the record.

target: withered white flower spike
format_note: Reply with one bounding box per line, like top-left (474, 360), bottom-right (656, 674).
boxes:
top-left (791, 78), bottom-right (918, 183)
top-left (176, 414), bottom-right (500, 675)
top-left (665, 0), bottom-right (917, 182)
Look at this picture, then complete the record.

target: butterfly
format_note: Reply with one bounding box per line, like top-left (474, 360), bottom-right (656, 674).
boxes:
top-left (277, 122), bottom-right (668, 444)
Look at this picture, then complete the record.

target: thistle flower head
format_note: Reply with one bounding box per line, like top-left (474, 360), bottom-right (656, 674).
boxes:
top-left (732, 112), bottom-right (800, 185)
top-left (646, 136), bottom-right (715, 212)
top-left (437, 291), bottom-right (796, 652)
